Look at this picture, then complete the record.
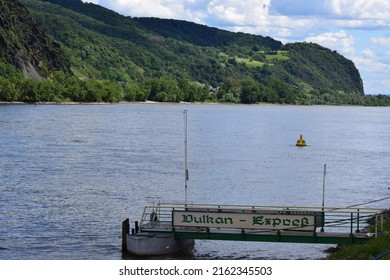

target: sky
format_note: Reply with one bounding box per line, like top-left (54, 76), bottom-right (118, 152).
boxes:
top-left (82, 0), bottom-right (390, 95)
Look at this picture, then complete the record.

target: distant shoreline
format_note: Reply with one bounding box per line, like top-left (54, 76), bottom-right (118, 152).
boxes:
top-left (0, 100), bottom-right (260, 106)
top-left (0, 100), bottom-right (387, 107)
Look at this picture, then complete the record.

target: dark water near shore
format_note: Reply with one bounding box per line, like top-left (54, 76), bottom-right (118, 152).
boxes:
top-left (0, 103), bottom-right (389, 259)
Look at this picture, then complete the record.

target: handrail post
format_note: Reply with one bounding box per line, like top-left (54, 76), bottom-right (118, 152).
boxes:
top-left (381, 213), bottom-right (384, 232)
top-left (350, 213), bottom-right (353, 236)
top-left (375, 214), bottom-right (378, 238)
top-left (356, 209), bottom-right (360, 233)
top-left (171, 209), bottom-right (175, 233)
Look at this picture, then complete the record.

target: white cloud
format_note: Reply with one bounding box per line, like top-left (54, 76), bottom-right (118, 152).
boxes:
top-left (362, 48), bottom-right (376, 59)
top-left (271, 0), bottom-right (390, 30)
top-left (118, 0), bottom-right (179, 18)
top-left (305, 30), bottom-right (356, 56)
top-left (206, 0), bottom-right (318, 40)
top-left (371, 37), bottom-right (390, 47)
top-left (207, 0), bottom-right (270, 26)
top-left (81, 0), bottom-right (190, 19)
top-left (327, 0), bottom-right (390, 20)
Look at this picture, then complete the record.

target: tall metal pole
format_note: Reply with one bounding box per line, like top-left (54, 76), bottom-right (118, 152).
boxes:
top-left (322, 163), bottom-right (326, 209)
top-left (184, 110), bottom-right (189, 207)
top-left (321, 163), bottom-right (327, 232)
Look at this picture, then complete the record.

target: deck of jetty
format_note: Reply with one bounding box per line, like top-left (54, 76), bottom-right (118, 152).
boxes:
top-left (125, 203), bottom-right (386, 245)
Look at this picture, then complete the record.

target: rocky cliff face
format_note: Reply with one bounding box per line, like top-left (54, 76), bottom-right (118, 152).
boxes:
top-left (0, 0), bottom-right (70, 79)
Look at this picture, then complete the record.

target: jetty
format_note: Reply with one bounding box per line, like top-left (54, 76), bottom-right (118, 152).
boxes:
top-left (122, 203), bottom-right (386, 255)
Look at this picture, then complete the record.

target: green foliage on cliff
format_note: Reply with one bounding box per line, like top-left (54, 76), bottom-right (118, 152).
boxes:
top-left (0, 0), bottom-right (70, 79)
top-left (1, 0), bottom-right (389, 105)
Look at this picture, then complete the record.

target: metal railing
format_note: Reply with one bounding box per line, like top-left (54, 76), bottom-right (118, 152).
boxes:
top-left (137, 202), bottom-right (385, 237)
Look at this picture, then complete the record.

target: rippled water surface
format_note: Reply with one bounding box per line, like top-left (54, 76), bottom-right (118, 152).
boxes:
top-left (0, 104), bottom-right (389, 259)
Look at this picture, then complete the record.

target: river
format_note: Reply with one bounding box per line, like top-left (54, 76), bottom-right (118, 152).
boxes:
top-left (0, 103), bottom-right (389, 259)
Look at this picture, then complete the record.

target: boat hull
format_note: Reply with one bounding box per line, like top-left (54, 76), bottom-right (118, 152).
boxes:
top-left (126, 232), bottom-right (194, 256)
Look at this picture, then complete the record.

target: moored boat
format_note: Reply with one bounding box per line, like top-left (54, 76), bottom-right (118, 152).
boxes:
top-left (125, 230), bottom-right (194, 256)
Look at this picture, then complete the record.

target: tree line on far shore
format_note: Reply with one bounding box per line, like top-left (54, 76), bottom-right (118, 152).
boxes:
top-left (1, 63), bottom-right (389, 106)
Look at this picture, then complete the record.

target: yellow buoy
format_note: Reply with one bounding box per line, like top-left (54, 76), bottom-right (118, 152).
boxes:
top-left (296, 134), bottom-right (307, 147)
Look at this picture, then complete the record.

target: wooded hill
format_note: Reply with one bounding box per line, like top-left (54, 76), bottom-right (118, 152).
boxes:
top-left (1, 0), bottom-right (389, 105)
top-left (0, 0), bottom-right (70, 78)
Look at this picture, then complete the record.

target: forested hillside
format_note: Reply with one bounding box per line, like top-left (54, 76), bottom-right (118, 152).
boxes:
top-left (0, 0), bottom-right (70, 78)
top-left (1, 0), bottom-right (389, 105)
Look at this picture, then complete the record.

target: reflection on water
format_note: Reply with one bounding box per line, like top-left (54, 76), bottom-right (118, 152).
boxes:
top-left (0, 104), bottom-right (389, 259)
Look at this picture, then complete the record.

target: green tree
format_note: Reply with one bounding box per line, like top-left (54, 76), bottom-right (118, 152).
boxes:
top-left (19, 79), bottom-right (39, 103)
top-left (218, 77), bottom-right (240, 103)
top-left (36, 79), bottom-right (56, 102)
top-left (264, 79), bottom-right (295, 104)
top-left (123, 83), bottom-right (141, 102)
top-left (240, 78), bottom-right (260, 104)
top-left (144, 78), bottom-right (182, 102)
top-left (0, 77), bottom-right (18, 101)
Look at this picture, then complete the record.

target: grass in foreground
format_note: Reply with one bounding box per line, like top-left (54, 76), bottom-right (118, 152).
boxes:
top-left (327, 216), bottom-right (390, 260)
